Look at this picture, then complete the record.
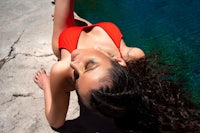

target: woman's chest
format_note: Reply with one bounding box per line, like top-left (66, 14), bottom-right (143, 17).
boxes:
top-left (77, 26), bottom-right (119, 51)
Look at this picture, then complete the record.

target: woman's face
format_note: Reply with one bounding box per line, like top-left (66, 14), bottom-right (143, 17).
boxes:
top-left (70, 49), bottom-right (112, 103)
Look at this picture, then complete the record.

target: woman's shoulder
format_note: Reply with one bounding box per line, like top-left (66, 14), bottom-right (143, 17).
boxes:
top-left (120, 40), bottom-right (145, 61)
top-left (52, 50), bottom-right (72, 76)
top-left (51, 60), bottom-right (70, 75)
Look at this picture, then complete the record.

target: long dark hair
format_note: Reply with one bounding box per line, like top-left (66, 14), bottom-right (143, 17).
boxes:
top-left (89, 54), bottom-right (200, 133)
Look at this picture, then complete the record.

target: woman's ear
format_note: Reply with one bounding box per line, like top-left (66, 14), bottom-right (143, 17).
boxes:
top-left (113, 57), bottom-right (127, 67)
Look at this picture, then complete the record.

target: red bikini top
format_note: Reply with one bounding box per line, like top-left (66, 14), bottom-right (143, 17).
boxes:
top-left (59, 22), bottom-right (123, 53)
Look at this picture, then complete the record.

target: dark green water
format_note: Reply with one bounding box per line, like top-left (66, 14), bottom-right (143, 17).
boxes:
top-left (75, 0), bottom-right (200, 104)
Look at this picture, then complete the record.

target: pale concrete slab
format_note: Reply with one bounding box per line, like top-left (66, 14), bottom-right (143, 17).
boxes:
top-left (0, 0), bottom-right (79, 132)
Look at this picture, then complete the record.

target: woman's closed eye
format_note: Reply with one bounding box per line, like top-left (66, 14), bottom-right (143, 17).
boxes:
top-left (85, 60), bottom-right (95, 70)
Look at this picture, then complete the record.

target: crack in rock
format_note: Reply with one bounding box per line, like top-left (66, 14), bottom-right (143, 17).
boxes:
top-left (12, 93), bottom-right (33, 98)
top-left (0, 52), bottom-right (54, 70)
top-left (0, 30), bottom-right (24, 69)
top-left (0, 29), bottom-right (54, 70)
top-left (0, 59), bottom-right (6, 69)
top-left (8, 30), bottom-right (24, 57)
top-left (16, 53), bottom-right (54, 57)
top-left (1, 93), bottom-right (33, 105)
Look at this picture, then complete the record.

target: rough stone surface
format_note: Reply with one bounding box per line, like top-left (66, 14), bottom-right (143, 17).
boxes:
top-left (0, 0), bottom-right (79, 132)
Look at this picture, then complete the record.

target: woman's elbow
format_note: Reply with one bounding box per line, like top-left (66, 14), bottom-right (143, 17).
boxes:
top-left (47, 115), bottom-right (65, 129)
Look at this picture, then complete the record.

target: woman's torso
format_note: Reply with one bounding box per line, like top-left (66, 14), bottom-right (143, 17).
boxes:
top-left (59, 22), bottom-right (123, 58)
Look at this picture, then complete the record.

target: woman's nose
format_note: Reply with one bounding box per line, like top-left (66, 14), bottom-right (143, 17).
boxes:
top-left (70, 62), bottom-right (84, 75)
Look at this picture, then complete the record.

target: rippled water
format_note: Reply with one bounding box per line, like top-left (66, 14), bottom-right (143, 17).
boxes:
top-left (75, 0), bottom-right (200, 104)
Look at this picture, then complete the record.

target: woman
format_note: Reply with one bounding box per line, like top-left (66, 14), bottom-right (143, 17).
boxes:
top-left (35, 0), bottom-right (200, 132)
top-left (34, 0), bottom-right (144, 130)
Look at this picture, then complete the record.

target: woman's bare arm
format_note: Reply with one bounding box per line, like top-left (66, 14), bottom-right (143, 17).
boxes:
top-left (52, 0), bottom-right (75, 58)
top-left (47, 61), bottom-right (70, 128)
top-left (46, 0), bottom-right (75, 128)
top-left (46, 52), bottom-right (74, 128)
